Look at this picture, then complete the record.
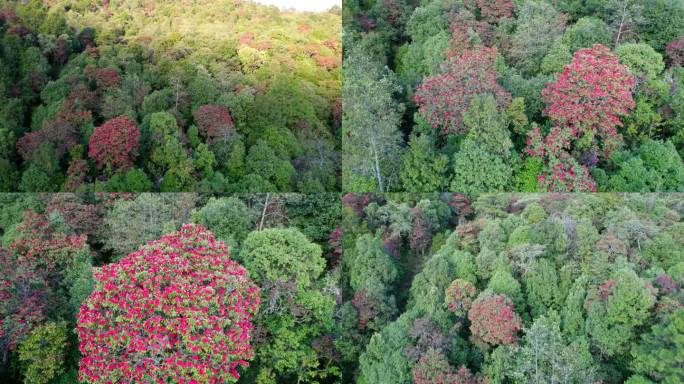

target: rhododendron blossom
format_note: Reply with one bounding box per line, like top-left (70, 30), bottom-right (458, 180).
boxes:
top-left (76, 224), bottom-right (260, 384)
top-left (193, 104), bottom-right (236, 143)
top-left (525, 44), bottom-right (633, 192)
top-left (1, 211), bottom-right (88, 356)
top-left (444, 279), bottom-right (477, 318)
top-left (88, 116), bottom-right (141, 171)
top-left (666, 36), bottom-right (684, 67)
top-left (414, 47), bottom-right (510, 135)
top-left (540, 44), bottom-right (634, 159)
top-left (468, 292), bottom-right (521, 346)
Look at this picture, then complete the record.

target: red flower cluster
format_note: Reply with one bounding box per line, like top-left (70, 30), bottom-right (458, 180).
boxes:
top-left (1, 211), bottom-right (88, 354)
top-left (413, 349), bottom-right (486, 384)
top-left (64, 159), bottom-right (90, 191)
top-left (193, 105), bottom-right (236, 143)
top-left (76, 224), bottom-right (260, 384)
top-left (468, 292), bottom-right (521, 346)
top-left (415, 47), bottom-right (511, 135)
top-left (537, 158), bottom-right (596, 192)
top-left (328, 227), bottom-right (343, 265)
top-left (465, 0), bottom-right (514, 23)
top-left (540, 44), bottom-right (634, 159)
top-left (16, 119), bottom-right (80, 160)
top-left (88, 116), bottom-right (141, 171)
top-left (93, 68), bottom-right (122, 89)
top-left (526, 44), bottom-right (635, 191)
top-left (341, 193), bottom-right (375, 217)
top-left (444, 279), bottom-right (477, 318)
top-left (666, 36), bottom-right (684, 67)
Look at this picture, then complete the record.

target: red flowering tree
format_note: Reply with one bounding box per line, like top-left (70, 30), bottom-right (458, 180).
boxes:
top-left (88, 116), bottom-right (140, 172)
top-left (16, 119), bottom-right (80, 161)
top-left (0, 247), bottom-right (47, 360)
top-left (93, 68), bottom-right (121, 89)
top-left (341, 193), bottom-right (375, 217)
top-left (465, 0), bottom-right (514, 24)
top-left (526, 125), bottom-right (597, 192)
top-left (76, 224), bottom-right (260, 384)
top-left (525, 44), bottom-right (634, 191)
top-left (46, 194), bottom-right (103, 239)
top-left (193, 105), bottom-right (236, 143)
top-left (444, 279), bottom-right (477, 318)
top-left (413, 349), bottom-right (455, 384)
top-left (536, 157), bottom-right (596, 192)
top-left (666, 36), bottom-right (684, 67)
top-left (468, 292), bottom-right (521, 346)
top-left (1, 211), bottom-right (89, 361)
top-left (413, 349), bottom-right (485, 384)
top-left (414, 47), bottom-right (511, 135)
top-left (540, 44), bottom-right (635, 159)
top-left (328, 227), bottom-right (343, 265)
top-left (63, 159), bottom-right (89, 191)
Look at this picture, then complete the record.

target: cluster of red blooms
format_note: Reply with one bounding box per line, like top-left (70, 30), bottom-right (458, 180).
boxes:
top-left (468, 292), bottom-right (521, 346)
top-left (0, 211), bottom-right (88, 354)
top-left (84, 66), bottom-right (122, 90)
top-left (666, 36), bottom-right (684, 67)
top-left (414, 47), bottom-right (511, 135)
top-left (537, 159), bottom-right (596, 192)
top-left (351, 289), bottom-right (382, 331)
top-left (464, 0), bottom-right (514, 24)
top-left (192, 105), bottom-right (236, 143)
top-left (444, 279), bottom-right (477, 318)
top-left (88, 115), bottom-right (141, 171)
top-left (327, 227), bottom-right (343, 265)
top-left (341, 192), bottom-right (375, 217)
top-left (413, 349), bottom-right (487, 384)
top-left (76, 224), bottom-right (260, 383)
top-left (16, 83), bottom-right (95, 164)
top-left (526, 44), bottom-right (635, 191)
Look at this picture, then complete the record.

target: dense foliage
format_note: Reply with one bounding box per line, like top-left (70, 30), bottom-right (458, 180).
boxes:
top-left (340, 192), bottom-right (684, 383)
top-left (343, 0), bottom-right (684, 193)
top-left (0, 193), bottom-right (342, 383)
top-left (0, 0), bottom-right (341, 192)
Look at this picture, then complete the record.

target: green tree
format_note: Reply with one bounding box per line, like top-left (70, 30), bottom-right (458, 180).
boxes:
top-left (244, 140), bottom-right (295, 191)
top-left (507, 314), bottom-right (597, 383)
top-left (630, 308), bottom-right (684, 383)
top-left (103, 193), bottom-right (197, 259)
top-left (343, 45), bottom-right (404, 192)
top-left (585, 268), bottom-right (656, 357)
top-left (400, 133), bottom-right (449, 192)
top-left (240, 228), bottom-right (337, 384)
top-left (603, 140), bottom-right (684, 192)
top-left (638, 0), bottom-right (684, 51)
top-left (17, 322), bottom-right (68, 384)
top-left (191, 197), bottom-right (256, 246)
top-left (562, 17), bottom-right (612, 52)
top-left (508, 1), bottom-right (568, 76)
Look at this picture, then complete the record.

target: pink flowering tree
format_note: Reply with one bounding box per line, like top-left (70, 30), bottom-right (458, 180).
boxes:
top-left (666, 36), bottom-right (684, 67)
top-left (414, 47), bottom-right (511, 135)
top-left (413, 349), bottom-right (486, 384)
top-left (193, 104), bottom-right (236, 143)
top-left (76, 224), bottom-right (260, 383)
top-left (525, 44), bottom-right (635, 191)
top-left (1, 211), bottom-right (90, 362)
top-left (468, 292), bottom-right (521, 346)
top-left (444, 279), bottom-right (477, 318)
top-left (465, 0), bottom-right (514, 24)
top-left (88, 116), bottom-right (141, 172)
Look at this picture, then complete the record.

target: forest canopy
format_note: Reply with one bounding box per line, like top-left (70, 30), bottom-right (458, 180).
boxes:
top-left (2, 192), bottom-right (683, 383)
top-left (0, 0), bottom-right (341, 192)
top-left (342, 0), bottom-right (684, 194)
